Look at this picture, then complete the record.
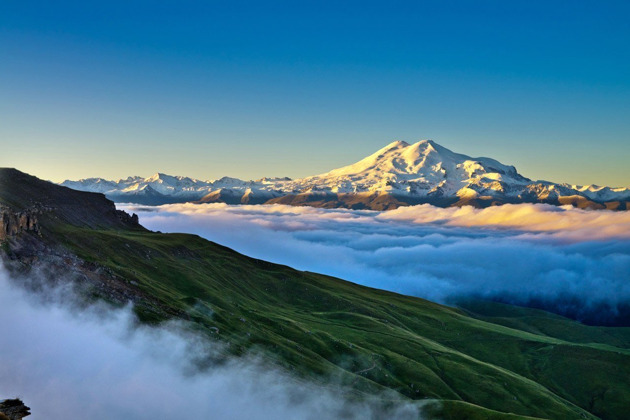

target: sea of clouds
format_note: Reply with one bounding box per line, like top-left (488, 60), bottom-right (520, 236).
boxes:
top-left (123, 202), bottom-right (630, 325)
top-left (0, 267), bottom-right (420, 420)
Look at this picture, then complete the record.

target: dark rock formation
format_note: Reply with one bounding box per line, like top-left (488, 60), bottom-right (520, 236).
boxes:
top-left (116, 209), bottom-right (139, 226)
top-left (0, 399), bottom-right (30, 420)
top-left (0, 208), bottom-right (40, 241)
top-left (0, 168), bottom-right (145, 230)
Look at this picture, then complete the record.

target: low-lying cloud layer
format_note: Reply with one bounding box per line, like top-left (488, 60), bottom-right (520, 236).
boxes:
top-left (124, 203), bottom-right (630, 325)
top-left (0, 267), bottom-right (420, 419)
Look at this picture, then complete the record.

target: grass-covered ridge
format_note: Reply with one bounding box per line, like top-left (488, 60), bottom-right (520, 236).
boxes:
top-left (43, 225), bottom-right (630, 420)
top-left (2, 168), bottom-right (630, 419)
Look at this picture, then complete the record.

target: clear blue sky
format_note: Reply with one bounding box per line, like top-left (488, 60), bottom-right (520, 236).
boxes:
top-left (1, 1), bottom-right (629, 186)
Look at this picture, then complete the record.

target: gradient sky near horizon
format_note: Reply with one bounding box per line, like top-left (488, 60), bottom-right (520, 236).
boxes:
top-left (1, 1), bottom-right (629, 186)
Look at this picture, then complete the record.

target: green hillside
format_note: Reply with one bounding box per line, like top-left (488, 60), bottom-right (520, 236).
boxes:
top-left (2, 168), bottom-right (629, 419)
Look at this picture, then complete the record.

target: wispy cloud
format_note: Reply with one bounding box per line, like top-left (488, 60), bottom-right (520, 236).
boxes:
top-left (124, 203), bottom-right (630, 325)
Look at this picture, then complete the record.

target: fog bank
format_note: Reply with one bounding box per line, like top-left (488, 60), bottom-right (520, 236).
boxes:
top-left (0, 267), bottom-right (420, 419)
top-left (124, 203), bottom-right (630, 325)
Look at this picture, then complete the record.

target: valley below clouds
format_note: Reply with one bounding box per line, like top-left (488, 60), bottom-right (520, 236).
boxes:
top-left (124, 203), bottom-right (630, 325)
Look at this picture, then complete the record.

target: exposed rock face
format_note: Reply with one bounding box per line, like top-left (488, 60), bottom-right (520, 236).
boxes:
top-left (116, 209), bottom-right (139, 226)
top-left (0, 399), bottom-right (31, 420)
top-left (0, 168), bottom-right (145, 231)
top-left (0, 208), bottom-right (40, 241)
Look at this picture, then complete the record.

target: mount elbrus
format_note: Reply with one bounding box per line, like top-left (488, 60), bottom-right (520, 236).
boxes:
top-left (61, 140), bottom-right (630, 210)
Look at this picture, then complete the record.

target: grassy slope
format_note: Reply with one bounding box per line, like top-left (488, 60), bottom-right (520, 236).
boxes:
top-left (47, 224), bottom-right (630, 420)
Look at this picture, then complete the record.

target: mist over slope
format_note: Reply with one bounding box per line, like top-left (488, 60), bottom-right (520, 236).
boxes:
top-left (62, 140), bottom-right (630, 209)
top-left (126, 202), bottom-right (630, 325)
top-left (0, 267), bottom-right (420, 420)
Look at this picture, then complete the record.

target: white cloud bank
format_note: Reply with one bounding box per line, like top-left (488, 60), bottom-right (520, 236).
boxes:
top-left (0, 267), bottom-right (420, 420)
top-left (123, 203), bottom-right (630, 325)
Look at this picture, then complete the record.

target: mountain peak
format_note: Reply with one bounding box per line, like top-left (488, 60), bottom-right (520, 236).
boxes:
top-left (387, 140), bottom-right (410, 148)
top-left (410, 139), bottom-right (450, 154)
top-left (146, 172), bottom-right (171, 182)
top-left (374, 140), bottom-right (410, 155)
top-left (298, 139), bottom-right (532, 196)
top-left (320, 139), bottom-right (452, 179)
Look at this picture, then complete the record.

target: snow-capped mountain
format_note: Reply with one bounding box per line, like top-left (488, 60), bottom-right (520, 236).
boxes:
top-left (285, 140), bottom-right (530, 195)
top-left (61, 172), bottom-right (293, 205)
top-left (62, 174), bottom-right (213, 204)
top-left (60, 140), bottom-right (630, 210)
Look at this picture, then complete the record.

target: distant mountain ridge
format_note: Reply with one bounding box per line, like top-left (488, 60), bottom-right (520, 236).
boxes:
top-left (61, 140), bottom-right (630, 210)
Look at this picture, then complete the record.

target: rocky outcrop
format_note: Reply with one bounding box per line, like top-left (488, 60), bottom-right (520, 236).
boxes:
top-left (0, 168), bottom-right (147, 230)
top-left (0, 208), bottom-right (40, 242)
top-left (116, 209), bottom-right (139, 226)
top-left (0, 399), bottom-right (30, 420)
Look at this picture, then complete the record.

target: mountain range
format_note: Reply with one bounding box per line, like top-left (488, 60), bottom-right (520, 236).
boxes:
top-left (61, 140), bottom-right (630, 210)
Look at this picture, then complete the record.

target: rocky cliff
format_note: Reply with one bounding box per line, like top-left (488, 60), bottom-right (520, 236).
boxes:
top-left (0, 208), bottom-right (40, 242)
top-left (0, 168), bottom-right (141, 232)
top-left (0, 399), bottom-right (30, 420)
